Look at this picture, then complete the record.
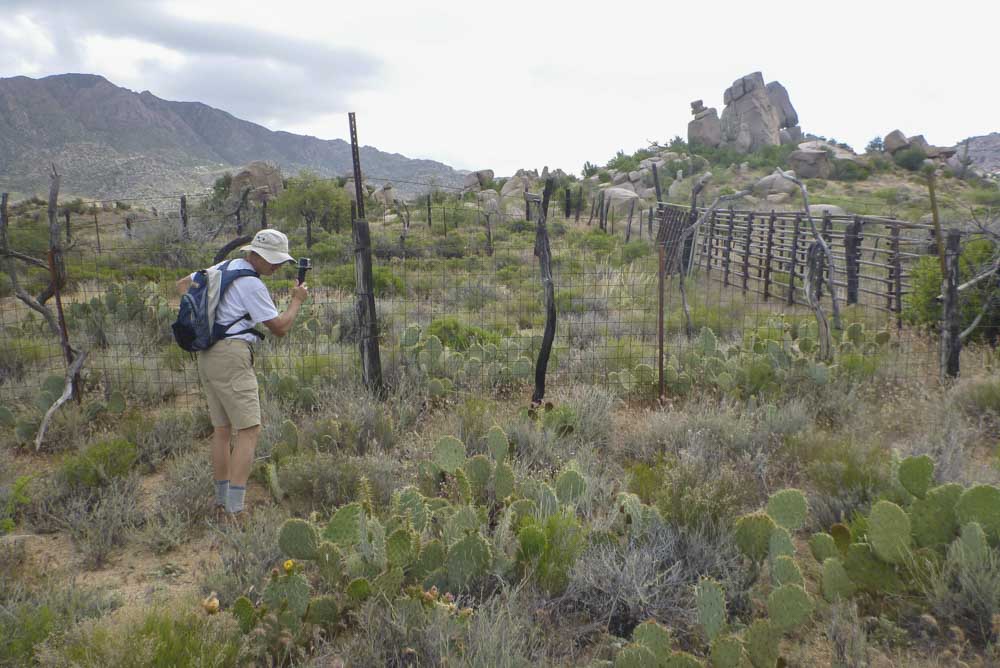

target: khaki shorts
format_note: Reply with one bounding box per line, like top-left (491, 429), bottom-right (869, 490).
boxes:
top-left (197, 339), bottom-right (260, 430)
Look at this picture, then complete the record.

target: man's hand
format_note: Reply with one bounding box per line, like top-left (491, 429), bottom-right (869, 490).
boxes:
top-left (291, 283), bottom-right (309, 304)
top-left (263, 284), bottom-right (308, 338)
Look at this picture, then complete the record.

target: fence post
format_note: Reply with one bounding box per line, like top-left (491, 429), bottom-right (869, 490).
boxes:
top-left (741, 212), bottom-right (753, 293)
top-left (442, 205), bottom-right (447, 235)
top-left (348, 111), bottom-right (383, 396)
top-left (180, 195), bottom-right (189, 239)
top-left (564, 188), bottom-right (571, 219)
top-left (891, 225), bottom-right (903, 329)
top-left (818, 212), bottom-right (832, 298)
top-left (93, 209), bottom-right (101, 253)
top-left (723, 207), bottom-right (735, 287)
top-left (941, 230), bottom-right (961, 378)
top-left (652, 163), bottom-right (662, 202)
top-left (427, 195), bottom-right (432, 228)
top-left (788, 213), bottom-right (801, 305)
top-left (260, 200), bottom-right (268, 229)
top-left (845, 216), bottom-right (862, 305)
top-left (64, 210), bottom-right (71, 244)
top-left (763, 211), bottom-right (776, 300)
top-left (658, 242), bottom-right (666, 400)
top-left (575, 186), bottom-right (583, 222)
top-left (532, 178), bottom-right (556, 405)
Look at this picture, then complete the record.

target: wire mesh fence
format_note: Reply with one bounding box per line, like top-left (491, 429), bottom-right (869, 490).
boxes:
top-left (2, 186), bottom-right (993, 411)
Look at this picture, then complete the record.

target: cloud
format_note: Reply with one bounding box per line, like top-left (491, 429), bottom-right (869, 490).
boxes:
top-left (1, 0), bottom-right (379, 128)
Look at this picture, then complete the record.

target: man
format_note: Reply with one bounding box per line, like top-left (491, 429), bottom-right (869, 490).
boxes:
top-left (175, 229), bottom-right (308, 517)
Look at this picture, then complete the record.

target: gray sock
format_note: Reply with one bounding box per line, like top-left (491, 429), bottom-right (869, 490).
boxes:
top-left (214, 480), bottom-right (229, 507)
top-left (226, 485), bottom-right (246, 514)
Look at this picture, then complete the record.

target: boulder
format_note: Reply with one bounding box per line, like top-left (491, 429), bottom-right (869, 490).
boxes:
top-left (477, 189), bottom-right (501, 216)
top-left (798, 140), bottom-right (862, 163)
top-left (780, 129), bottom-right (796, 146)
top-left (639, 157), bottom-right (666, 170)
top-left (754, 169), bottom-right (799, 196)
top-left (787, 149), bottom-right (833, 179)
top-left (659, 151), bottom-right (680, 161)
top-left (766, 193), bottom-right (792, 204)
top-left (230, 161), bottom-right (283, 203)
top-left (612, 171), bottom-right (630, 185)
top-left (883, 130), bottom-right (910, 154)
top-left (720, 73), bottom-right (782, 152)
top-left (690, 99), bottom-right (706, 114)
top-left (462, 169), bottom-right (494, 191)
top-left (908, 135), bottom-right (932, 154)
top-left (616, 181), bottom-right (637, 194)
top-left (500, 176), bottom-right (529, 217)
top-left (462, 173), bottom-right (481, 192)
top-left (765, 81), bottom-right (798, 128)
top-left (809, 204), bottom-right (847, 217)
top-left (667, 179), bottom-right (685, 200)
top-left (600, 186), bottom-right (641, 216)
top-left (628, 170), bottom-right (642, 183)
top-left (373, 184), bottom-right (396, 208)
top-left (688, 107), bottom-right (722, 148)
top-left (640, 187), bottom-right (659, 200)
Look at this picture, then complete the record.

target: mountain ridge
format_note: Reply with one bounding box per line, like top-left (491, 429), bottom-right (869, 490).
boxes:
top-left (0, 73), bottom-right (464, 200)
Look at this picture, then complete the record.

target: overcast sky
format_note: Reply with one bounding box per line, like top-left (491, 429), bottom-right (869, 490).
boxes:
top-left (2, 0), bottom-right (997, 177)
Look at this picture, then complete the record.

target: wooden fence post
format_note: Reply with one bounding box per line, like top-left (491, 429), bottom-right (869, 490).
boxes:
top-left (564, 188), bottom-right (571, 219)
top-left (531, 178), bottom-right (556, 405)
top-left (260, 200), bottom-right (268, 229)
top-left (648, 206), bottom-right (654, 239)
top-left (741, 212), bottom-right (753, 293)
top-left (818, 212), bottom-right (832, 298)
top-left (891, 225), bottom-right (903, 329)
top-left (941, 230), bottom-right (961, 378)
top-left (723, 207), bottom-right (735, 287)
top-left (625, 199), bottom-right (635, 243)
top-left (180, 195), bottom-right (189, 239)
top-left (125, 215), bottom-right (133, 240)
top-left (93, 209), bottom-right (101, 253)
top-left (787, 213), bottom-right (801, 305)
top-left (658, 242), bottom-right (666, 400)
top-left (652, 163), bottom-right (662, 202)
top-left (845, 216), bottom-right (862, 305)
top-left (427, 195), bottom-right (432, 228)
top-left (348, 112), bottom-right (383, 396)
top-left (704, 210), bottom-right (718, 276)
top-left (575, 186), bottom-right (583, 222)
top-left (763, 210), bottom-right (776, 300)
top-left (64, 210), bottom-right (71, 244)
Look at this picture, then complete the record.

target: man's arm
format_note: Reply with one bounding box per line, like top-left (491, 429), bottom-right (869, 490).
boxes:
top-left (175, 275), bottom-right (193, 297)
top-left (262, 284), bottom-right (308, 338)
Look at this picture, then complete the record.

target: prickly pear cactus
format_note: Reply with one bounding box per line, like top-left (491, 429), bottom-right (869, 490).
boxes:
top-left (262, 572), bottom-right (311, 620)
top-left (808, 533), bottom-right (838, 563)
top-left (492, 462), bottom-right (515, 501)
top-left (771, 555), bottom-right (804, 587)
top-left (232, 596), bottom-right (258, 633)
top-left (315, 541), bottom-right (343, 586)
top-left (830, 523), bottom-right (852, 554)
top-left (910, 483), bottom-right (962, 548)
top-left (898, 454), bottom-right (934, 499)
top-left (445, 531), bottom-right (492, 592)
top-left (767, 584), bottom-right (813, 631)
top-left (486, 425), bottom-right (509, 462)
top-left (711, 635), bottom-right (751, 668)
top-left (412, 539), bottom-right (445, 582)
top-left (843, 543), bottom-right (900, 593)
top-left (433, 436), bottom-right (466, 473)
top-left (768, 527), bottom-right (795, 562)
top-left (401, 324), bottom-right (421, 347)
top-left (278, 518), bottom-right (320, 560)
top-left (695, 577), bottom-right (726, 641)
top-left (555, 469), bottom-right (587, 505)
top-left (664, 652), bottom-right (704, 667)
top-left (394, 486), bottom-right (428, 533)
top-left (868, 500), bottom-right (912, 564)
top-left (386, 528), bottom-right (418, 570)
top-left (463, 455), bottom-right (493, 501)
top-left (305, 595), bottom-right (339, 627)
top-left (512, 356), bottom-right (533, 380)
top-left (346, 577), bottom-right (371, 603)
top-left (734, 512), bottom-right (777, 563)
top-left (632, 618), bottom-right (672, 657)
top-left (955, 484), bottom-right (1000, 543)
top-left (614, 644), bottom-right (657, 668)
top-left (765, 489), bottom-right (808, 530)
top-left (324, 502), bottom-right (363, 548)
top-left (821, 557), bottom-right (856, 602)
top-left (745, 619), bottom-right (781, 668)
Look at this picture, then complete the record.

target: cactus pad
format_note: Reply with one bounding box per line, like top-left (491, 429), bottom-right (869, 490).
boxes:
top-left (868, 500), bottom-right (912, 564)
top-left (898, 454), bottom-right (934, 499)
top-left (278, 518), bottom-right (320, 560)
top-left (433, 436), bottom-right (466, 473)
top-left (231, 596), bottom-right (257, 633)
top-left (768, 526), bottom-right (795, 562)
top-left (305, 595), bottom-right (339, 627)
top-left (412, 538), bottom-right (445, 581)
top-left (843, 543), bottom-right (900, 593)
top-left (768, 584), bottom-right (813, 631)
top-left (711, 635), bottom-right (751, 668)
top-left (745, 619), bottom-right (781, 668)
top-left (262, 572), bottom-right (311, 619)
top-left (614, 645), bottom-right (657, 668)
top-left (464, 455), bottom-right (493, 500)
top-left (821, 557), bottom-right (856, 602)
top-left (766, 489), bottom-right (809, 530)
top-left (315, 541), bottom-right (343, 586)
top-left (957, 521), bottom-right (989, 560)
top-left (346, 577), bottom-right (371, 603)
top-left (492, 462), bottom-right (515, 501)
top-left (323, 502), bottom-right (363, 548)
top-left (512, 356), bottom-right (533, 379)
top-left (830, 523), bottom-right (852, 553)
top-left (665, 652), bottom-right (704, 667)
top-left (486, 425), bottom-right (509, 462)
top-left (954, 484), bottom-right (1000, 543)
top-left (632, 618), bottom-right (672, 657)
top-left (555, 469), bottom-right (587, 504)
top-left (734, 512), bottom-right (777, 562)
top-left (695, 578), bottom-right (727, 641)
top-left (386, 528), bottom-right (418, 569)
top-left (910, 483), bottom-right (962, 547)
top-left (445, 531), bottom-right (492, 591)
top-left (394, 486), bottom-right (428, 532)
top-left (808, 533), bottom-right (838, 563)
top-left (771, 555), bottom-right (804, 587)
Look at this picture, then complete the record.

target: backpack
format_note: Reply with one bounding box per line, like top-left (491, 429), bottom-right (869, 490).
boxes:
top-left (171, 260), bottom-right (265, 352)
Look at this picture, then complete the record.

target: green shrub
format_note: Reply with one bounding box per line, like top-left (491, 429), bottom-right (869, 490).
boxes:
top-left (893, 147), bottom-right (927, 171)
top-left (832, 160), bottom-right (871, 181)
top-left (426, 317), bottom-right (500, 350)
top-left (537, 511), bottom-right (585, 594)
top-left (60, 439), bottom-right (138, 490)
top-left (320, 263), bottom-right (403, 296)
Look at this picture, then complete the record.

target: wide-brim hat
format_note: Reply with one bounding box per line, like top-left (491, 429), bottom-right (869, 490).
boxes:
top-left (240, 229), bottom-right (295, 265)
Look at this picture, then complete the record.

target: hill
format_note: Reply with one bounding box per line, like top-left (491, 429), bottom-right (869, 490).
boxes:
top-left (0, 73), bottom-right (464, 199)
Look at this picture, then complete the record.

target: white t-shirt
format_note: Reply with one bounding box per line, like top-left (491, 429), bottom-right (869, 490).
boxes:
top-left (190, 258), bottom-right (279, 344)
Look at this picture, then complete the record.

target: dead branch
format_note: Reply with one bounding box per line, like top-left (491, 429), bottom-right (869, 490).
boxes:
top-left (0, 191), bottom-right (61, 337)
top-left (2, 249), bottom-right (48, 269)
top-left (778, 169), bottom-right (842, 331)
top-left (35, 350), bottom-right (89, 450)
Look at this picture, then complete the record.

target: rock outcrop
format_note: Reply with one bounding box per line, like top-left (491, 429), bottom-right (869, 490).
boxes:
top-left (787, 149), bottom-right (833, 179)
top-left (500, 175), bottom-right (529, 217)
top-left (229, 161), bottom-right (283, 203)
top-left (688, 99), bottom-right (722, 149)
top-left (719, 72), bottom-right (784, 153)
top-left (883, 130), bottom-right (911, 155)
top-left (754, 169), bottom-right (799, 197)
top-left (765, 82), bottom-right (799, 129)
top-left (462, 169), bottom-right (494, 192)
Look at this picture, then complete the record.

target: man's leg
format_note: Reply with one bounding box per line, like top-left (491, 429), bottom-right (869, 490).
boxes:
top-left (211, 426), bottom-right (232, 508)
top-left (226, 424), bottom-right (261, 514)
